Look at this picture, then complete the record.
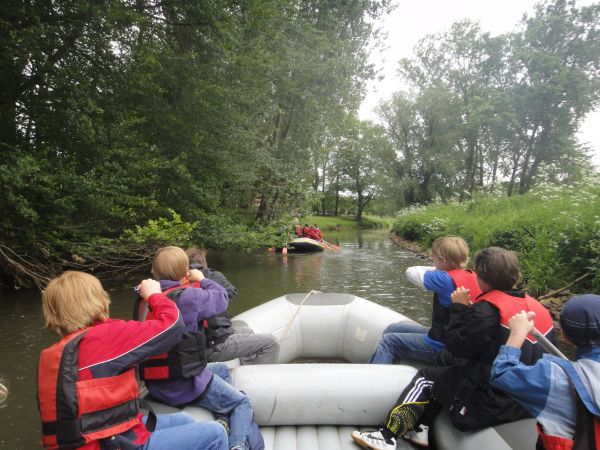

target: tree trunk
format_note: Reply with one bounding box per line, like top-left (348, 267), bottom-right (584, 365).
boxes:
top-left (518, 125), bottom-right (538, 194)
top-left (460, 136), bottom-right (477, 201)
top-left (356, 190), bottom-right (363, 222)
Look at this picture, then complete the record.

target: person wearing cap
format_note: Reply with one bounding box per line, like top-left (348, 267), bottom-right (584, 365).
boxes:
top-left (491, 294), bottom-right (600, 450)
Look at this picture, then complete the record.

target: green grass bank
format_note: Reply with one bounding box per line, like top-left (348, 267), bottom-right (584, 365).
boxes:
top-left (303, 215), bottom-right (394, 231)
top-left (392, 177), bottom-right (600, 297)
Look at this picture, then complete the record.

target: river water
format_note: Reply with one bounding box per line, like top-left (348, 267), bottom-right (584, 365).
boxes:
top-left (0, 230), bottom-right (432, 449)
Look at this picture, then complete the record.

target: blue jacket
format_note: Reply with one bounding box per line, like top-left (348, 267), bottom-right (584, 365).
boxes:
top-left (491, 345), bottom-right (600, 439)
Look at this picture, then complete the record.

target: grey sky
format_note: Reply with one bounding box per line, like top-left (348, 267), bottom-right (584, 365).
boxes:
top-left (360, 0), bottom-right (600, 165)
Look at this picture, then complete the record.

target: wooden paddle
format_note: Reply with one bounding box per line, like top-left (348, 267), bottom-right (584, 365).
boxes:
top-left (321, 239), bottom-right (341, 251)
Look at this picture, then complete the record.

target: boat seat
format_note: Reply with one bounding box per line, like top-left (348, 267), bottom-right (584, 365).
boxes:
top-left (433, 411), bottom-right (537, 450)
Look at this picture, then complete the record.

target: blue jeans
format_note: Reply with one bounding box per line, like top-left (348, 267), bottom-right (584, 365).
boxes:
top-left (142, 412), bottom-right (228, 450)
top-left (369, 321), bottom-right (439, 364)
top-left (192, 363), bottom-right (254, 450)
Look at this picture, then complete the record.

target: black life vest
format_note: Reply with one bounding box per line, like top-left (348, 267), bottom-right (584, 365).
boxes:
top-left (37, 329), bottom-right (140, 449)
top-left (428, 269), bottom-right (482, 343)
top-left (138, 283), bottom-right (208, 380)
top-left (206, 311), bottom-right (234, 348)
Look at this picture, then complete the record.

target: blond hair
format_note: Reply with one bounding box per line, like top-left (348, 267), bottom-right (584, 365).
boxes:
top-left (42, 271), bottom-right (110, 336)
top-left (431, 236), bottom-right (469, 269)
top-left (152, 246), bottom-right (189, 281)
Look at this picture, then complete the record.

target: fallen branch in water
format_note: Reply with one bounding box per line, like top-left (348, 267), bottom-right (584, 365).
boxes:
top-left (0, 244), bottom-right (54, 290)
top-left (538, 272), bottom-right (593, 300)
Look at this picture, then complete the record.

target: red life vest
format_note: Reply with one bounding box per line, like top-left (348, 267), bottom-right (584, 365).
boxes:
top-left (474, 290), bottom-right (554, 343)
top-left (537, 419), bottom-right (600, 450)
top-left (38, 329), bottom-right (140, 449)
top-left (538, 424), bottom-right (575, 450)
top-left (139, 283), bottom-right (208, 381)
top-left (447, 269), bottom-right (482, 301)
top-left (537, 387), bottom-right (600, 450)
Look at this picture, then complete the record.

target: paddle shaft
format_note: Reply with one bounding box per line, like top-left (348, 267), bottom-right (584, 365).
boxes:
top-left (531, 327), bottom-right (569, 360)
top-left (525, 310), bottom-right (569, 360)
top-left (322, 239), bottom-right (340, 250)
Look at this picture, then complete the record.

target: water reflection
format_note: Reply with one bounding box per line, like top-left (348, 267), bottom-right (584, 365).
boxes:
top-left (0, 229), bottom-right (431, 449)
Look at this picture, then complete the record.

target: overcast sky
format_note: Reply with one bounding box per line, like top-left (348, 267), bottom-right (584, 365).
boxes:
top-left (359, 0), bottom-right (600, 165)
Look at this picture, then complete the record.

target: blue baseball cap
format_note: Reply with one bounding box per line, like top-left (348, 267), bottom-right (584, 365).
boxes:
top-left (560, 294), bottom-right (600, 347)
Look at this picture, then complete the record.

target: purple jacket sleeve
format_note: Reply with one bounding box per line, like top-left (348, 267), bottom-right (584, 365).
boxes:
top-left (180, 278), bottom-right (228, 321)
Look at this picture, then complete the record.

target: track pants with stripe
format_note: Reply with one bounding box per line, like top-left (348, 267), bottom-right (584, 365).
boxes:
top-left (386, 372), bottom-right (433, 436)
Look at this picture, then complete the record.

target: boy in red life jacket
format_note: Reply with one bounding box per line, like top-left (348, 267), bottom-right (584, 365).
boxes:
top-left (491, 294), bottom-right (600, 450)
top-left (295, 224), bottom-right (303, 237)
top-left (37, 271), bottom-right (228, 450)
top-left (353, 247), bottom-right (554, 450)
top-left (143, 246), bottom-right (261, 450)
top-left (369, 236), bottom-right (481, 365)
top-left (312, 224), bottom-right (323, 241)
top-left (302, 224), bottom-right (311, 237)
top-left (308, 225), bottom-right (320, 241)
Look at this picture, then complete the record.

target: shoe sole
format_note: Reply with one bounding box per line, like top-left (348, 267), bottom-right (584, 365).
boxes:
top-left (351, 433), bottom-right (386, 450)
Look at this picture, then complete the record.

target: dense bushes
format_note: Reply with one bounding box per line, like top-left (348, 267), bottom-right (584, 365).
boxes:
top-left (392, 177), bottom-right (600, 295)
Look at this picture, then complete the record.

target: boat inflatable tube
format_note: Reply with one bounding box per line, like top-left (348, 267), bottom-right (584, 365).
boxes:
top-left (231, 363), bottom-right (417, 426)
top-left (233, 292), bottom-right (412, 364)
top-left (145, 293), bottom-right (538, 450)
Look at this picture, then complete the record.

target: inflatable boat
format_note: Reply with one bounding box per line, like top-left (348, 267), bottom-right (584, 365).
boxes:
top-left (286, 237), bottom-right (326, 252)
top-left (147, 292), bottom-right (538, 450)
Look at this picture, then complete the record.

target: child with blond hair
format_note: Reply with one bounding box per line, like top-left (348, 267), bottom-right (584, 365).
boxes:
top-left (37, 271), bottom-right (227, 450)
top-left (141, 246), bottom-right (261, 450)
top-left (369, 236), bottom-right (481, 365)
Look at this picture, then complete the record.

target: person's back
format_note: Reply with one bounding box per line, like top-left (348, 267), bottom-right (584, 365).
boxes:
top-left (143, 246), bottom-right (228, 406)
top-left (37, 271), bottom-right (227, 450)
top-left (143, 246), bottom-right (262, 450)
top-left (439, 247), bottom-right (554, 429)
top-left (491, 294), bottom-right (600, 450)
top-left (185, 246), bottom-right (279, 365)
top-left (353, 247), bottom-right (553, 450)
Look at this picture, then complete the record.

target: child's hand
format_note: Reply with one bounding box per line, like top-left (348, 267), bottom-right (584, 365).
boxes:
top-left (451, 287), bottom-right (471, 305)
top-left (139, 279), bottom-right (161, 299)
top-left (508, 310), bottom-right (534, 337)
top-left (188, 268), bottom-right (205, 282)
top-left (505, 310), bottom-right (534, 349)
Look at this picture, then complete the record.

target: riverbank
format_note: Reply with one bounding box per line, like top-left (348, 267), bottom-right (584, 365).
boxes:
top-left (391, 178), bottom-right (600, 302)
top-left (304, 214), bottom-right (394, 231)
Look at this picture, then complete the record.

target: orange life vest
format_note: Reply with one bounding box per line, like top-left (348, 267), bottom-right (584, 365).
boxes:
top-left (474, 290), bottom-right (554, 342)
top-left (447, 269), bottom-right (482, 300)
top-left (37, 329), bottom-right (140, 449)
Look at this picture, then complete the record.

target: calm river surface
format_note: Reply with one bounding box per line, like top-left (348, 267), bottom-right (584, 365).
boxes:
top-left (0, 229), bottom-right (431, 449)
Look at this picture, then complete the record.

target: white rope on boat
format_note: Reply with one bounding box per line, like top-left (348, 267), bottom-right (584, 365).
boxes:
top-left (277, 290), bottom-right (321, 341)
